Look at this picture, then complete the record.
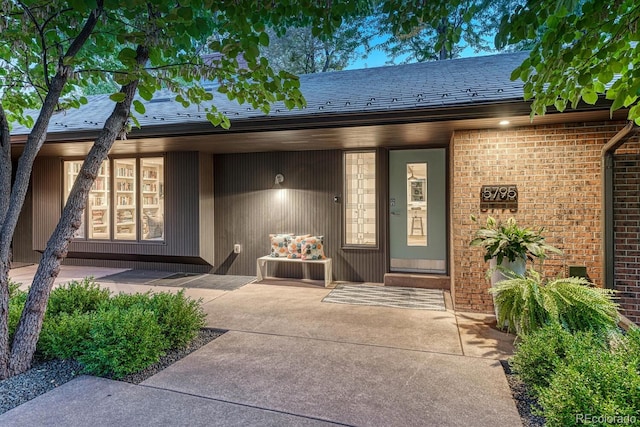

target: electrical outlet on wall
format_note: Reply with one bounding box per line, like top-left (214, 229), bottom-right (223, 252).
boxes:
top-left (233, 244), bottom-right (241, 254)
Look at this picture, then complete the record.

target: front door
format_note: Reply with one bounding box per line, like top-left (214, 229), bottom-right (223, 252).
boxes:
top-left (389, 149), bottom-right (447, 273)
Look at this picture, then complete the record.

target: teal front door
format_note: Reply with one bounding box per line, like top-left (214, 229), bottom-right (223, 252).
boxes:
top-left (389, 149), bottom-right (447, 273)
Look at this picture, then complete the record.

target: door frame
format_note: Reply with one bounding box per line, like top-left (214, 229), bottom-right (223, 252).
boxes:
top-left (386, 146), bottom-right (450, 276)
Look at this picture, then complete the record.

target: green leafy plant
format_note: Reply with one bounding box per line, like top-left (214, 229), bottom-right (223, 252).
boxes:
top-left (79, 306), bottom-right (167, 378)
top-left (101, 290), bottom-right (206, 349)
top-left (489, 269), bottom-right (619, 336)
top-left (8, 284), bottom-right (28, 343)
top-left (510, 323), bottom-right (605, 392)
top-left (150, 291), bottom-right (206, 349)
top-left (47, 278), bottom-right (111, 317)
top-left (537, 328), bottom-right (640, 427)
top-left (38, 312), bottom-right (93, 360)
top-left (470, 216), bottom-right (562, 264)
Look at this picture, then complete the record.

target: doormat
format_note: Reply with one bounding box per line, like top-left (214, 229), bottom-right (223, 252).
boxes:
top-left (322, 284), bottom-right (446, 311)
top-left (97, 269), bottom-right (174, 284)
top-left (151, 274), bottom-right (256, 291)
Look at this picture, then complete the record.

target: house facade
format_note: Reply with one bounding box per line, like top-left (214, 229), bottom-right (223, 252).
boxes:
top-left (9, 52), bottom-right (640, 320)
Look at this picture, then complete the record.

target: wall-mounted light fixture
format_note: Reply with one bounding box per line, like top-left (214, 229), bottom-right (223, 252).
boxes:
top-left (274, 173), bottom-right (284, 188)
top-left (499, 120), bottom-right (510, 126)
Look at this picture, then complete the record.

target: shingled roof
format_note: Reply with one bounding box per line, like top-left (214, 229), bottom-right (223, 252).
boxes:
top-left (11, 51), bottom-right (530, 137)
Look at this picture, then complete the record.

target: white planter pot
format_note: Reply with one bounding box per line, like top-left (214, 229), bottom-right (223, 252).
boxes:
top-left (489, 257), bottom-right (526, 286)
top-left (489, 257), bottom-right (526, 325)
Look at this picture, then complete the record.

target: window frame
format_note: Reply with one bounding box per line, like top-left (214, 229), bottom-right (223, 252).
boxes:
top-left (342, 150), bottom-right (379, 249)
top-left (62, 154), bottom-right (165, 244)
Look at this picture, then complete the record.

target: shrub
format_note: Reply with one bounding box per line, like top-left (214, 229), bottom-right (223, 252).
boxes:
top-left (47, 278), bottom-right (111, 317)
top-left (79, 306), bottom-right (167, 378)
top-left (510, 323), bottom-right (606, 393)
top-left (490, 269), bottom-right (619, 336)
top-left (38, 312), bottom-right (93, 360)
top-left (150, 291), bottom-right (206, 349)
top-left (101, 290), bottom-right (206, 350)
top-left (537, 329), bottom-right (640, 427)
top-left (8, 285), bottom-right (27, 342)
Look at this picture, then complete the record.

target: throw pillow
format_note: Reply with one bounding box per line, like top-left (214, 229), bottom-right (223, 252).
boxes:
top-left (301, 235), bottom-right (326, 260)
top-left (269, 233), bottom-right (293, 257)
top-left (287, 234), bottom-right (311, 259)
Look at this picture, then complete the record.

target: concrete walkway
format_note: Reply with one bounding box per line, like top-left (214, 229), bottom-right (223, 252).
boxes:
top-left (3, 266), bottom-right (520, 426)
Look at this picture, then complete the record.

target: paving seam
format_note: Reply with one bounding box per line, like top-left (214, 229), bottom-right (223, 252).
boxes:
top-left (214, 329), bottom-right (506, 361)
top-left (136, 383), bottom-right (354, 427)
top-left (453, 313), bottom-right (467, 357)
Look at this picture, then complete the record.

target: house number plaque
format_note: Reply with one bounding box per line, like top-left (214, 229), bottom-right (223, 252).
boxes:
top-left (480, 185), bottom-right (518, 212)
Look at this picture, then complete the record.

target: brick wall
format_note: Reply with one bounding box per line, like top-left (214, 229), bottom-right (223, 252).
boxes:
top-left (613, 137), bottom-right (640, 323)
top-left (452, 122), bottom-right (627, 312)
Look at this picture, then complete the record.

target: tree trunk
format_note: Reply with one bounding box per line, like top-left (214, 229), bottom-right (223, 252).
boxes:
top-left (0, 5), bottom-right (103, 379)
top-left (8, 45), bottom-right (149, 377)
top-left (0, 103), bottom-right (13, 379)
top-left (0, 261), bottom-right (9, 380)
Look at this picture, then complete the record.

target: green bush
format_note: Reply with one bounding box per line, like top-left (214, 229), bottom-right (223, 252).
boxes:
top-left (8, 285), bottom-right (27, 342)
top-left (38, 312), bottom-right (93, 360)
top-left (490, 269), bottom-right (619, 336)
top-left (537, 329), bottom-right (640, 427)
top-left (150, 290), bottom-right (206, 349)
top-left (102, 290), bottom-right (206, 350)
top-left (511, 323), bottom-right (606, 393)
top-left (79, 306), bottom-right (167, 378)
top-left (100, 291), bottom-right (153, 311)
top-left (47, 278), bottom-right (111, 317)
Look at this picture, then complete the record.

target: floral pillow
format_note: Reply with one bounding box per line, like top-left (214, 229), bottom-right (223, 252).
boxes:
top-left (269, 233), bottom-right (293, 257)
top-left (287, 234), bottom-right (311, 259)
top-left (301, 235), bottom-right (326, 260)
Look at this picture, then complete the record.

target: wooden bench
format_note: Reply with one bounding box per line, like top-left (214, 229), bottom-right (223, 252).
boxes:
top-left (256, 256), bottom-right (333, 287)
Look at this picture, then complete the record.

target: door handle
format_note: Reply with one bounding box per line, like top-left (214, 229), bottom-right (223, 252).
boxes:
top-left (390, 211), bottom-right (401, 216)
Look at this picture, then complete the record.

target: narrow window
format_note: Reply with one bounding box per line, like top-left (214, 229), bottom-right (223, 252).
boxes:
top-left (344, 151), bottom-right (377, 247)
top-left (89, 161), bottom-right (110, 239)
top-left (407, 163), bottom-right (427, 246)
top-left (114, 159), bottom-right (137, 240)
top-left (140, 157), bottom-right (165, 241)
top-left (63, 161), bottom-right (86, 239)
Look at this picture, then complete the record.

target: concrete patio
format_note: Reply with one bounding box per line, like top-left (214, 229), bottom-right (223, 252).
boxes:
top-left (2, 265), bottom-right (520, 426)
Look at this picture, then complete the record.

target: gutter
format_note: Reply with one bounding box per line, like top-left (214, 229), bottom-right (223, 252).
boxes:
top-left (601, 121), bottom-right (637, 288)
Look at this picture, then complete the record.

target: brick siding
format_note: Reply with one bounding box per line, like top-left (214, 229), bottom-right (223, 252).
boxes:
top-left (613, 138), bottom-right (640, 323)
top-left (452, 122), bottom-right (627, 312)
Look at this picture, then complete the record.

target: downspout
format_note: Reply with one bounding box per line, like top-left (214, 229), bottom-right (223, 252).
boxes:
top-left (601, 121), bottom-right (636, 289)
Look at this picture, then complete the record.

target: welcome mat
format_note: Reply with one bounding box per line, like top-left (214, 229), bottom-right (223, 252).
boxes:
top-left (323, 284), bottom-right (446, 311)
top-left (151, 274), bottom-right (256, 291)
top-left (97, 270), bottom-right (255, 291)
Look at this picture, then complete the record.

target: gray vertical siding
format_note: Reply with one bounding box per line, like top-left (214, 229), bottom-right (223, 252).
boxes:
top-left (12, 164), bottom-right (41, 263)
top-left (198, 152), bottom-right (215, 265)
top-left (32, 157), bottom-right (62, 248)
top-left (213, 149), bottom-right (387, 282)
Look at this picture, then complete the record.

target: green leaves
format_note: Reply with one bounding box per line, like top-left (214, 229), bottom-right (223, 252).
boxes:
top-left (489, 269), bottom-right (619, 336)
top-left (109, 92), bottom-right (126, 103)
top-left (470, 216), bottom-right (562, 264)
top-left (498, 0), bottom-right (640, 122)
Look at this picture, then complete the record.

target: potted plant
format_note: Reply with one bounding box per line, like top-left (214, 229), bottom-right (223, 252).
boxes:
top-left (488, 269), bottom-right (618, 336)
top-left (470, 215), bottom-right (562, 321)
top-left (470, 215), bottom-right (562, 278)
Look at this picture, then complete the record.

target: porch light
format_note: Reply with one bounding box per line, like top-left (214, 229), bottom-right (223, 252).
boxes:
top-left (499, 120), bottom-right (510, 126)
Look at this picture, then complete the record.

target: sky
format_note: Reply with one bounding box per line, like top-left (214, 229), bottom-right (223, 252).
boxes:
top-left (346, 34), bottom-right (497, 70)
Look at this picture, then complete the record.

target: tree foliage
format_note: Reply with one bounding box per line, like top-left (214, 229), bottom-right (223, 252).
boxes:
top-left (260, 17), bottom-right (374, 74)
top-left (374, 0), bottom-right (520, 62)
top-left (496, 0), bottom-right (640, 123)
